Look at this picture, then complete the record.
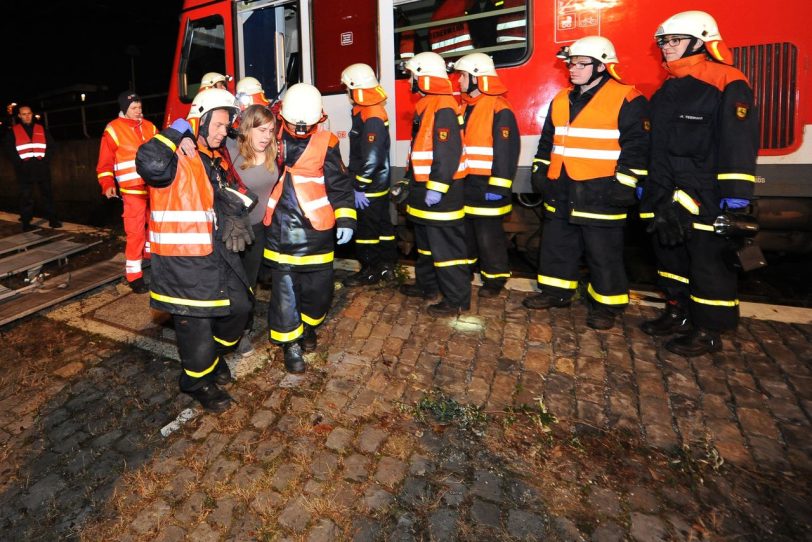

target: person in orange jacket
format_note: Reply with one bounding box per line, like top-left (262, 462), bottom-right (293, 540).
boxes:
top-left (96, 91), bottom-right (157, 293)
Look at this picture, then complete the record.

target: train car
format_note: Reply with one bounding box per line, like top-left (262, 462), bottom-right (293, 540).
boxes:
top-left (164, 0), bottom-right (812, 252)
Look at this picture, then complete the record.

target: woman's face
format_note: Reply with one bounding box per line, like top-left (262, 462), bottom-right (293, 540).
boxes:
top-left (249, 120), bottom-right (274, 153)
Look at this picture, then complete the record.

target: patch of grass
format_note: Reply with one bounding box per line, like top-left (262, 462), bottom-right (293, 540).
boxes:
top-left (669, 438), bottom-right (725, 485)
top-left (411, 389), bottom-right (488, 433)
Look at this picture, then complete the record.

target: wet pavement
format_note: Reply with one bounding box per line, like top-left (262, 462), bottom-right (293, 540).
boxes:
top-left (0, 277), bottom-right (810, 541)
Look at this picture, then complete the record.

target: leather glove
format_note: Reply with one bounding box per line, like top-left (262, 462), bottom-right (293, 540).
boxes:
top-left (336, 227), bottom-right (353, 245)
top-left (221, 214), bottom-right (254, 253)
top-left (484, 192), bottom-right (503, 201)
top-left (354, 190), bottom-right (370, 210)
top-left (530, 164), bottom-right (548, 194)
top-left (170, 118), bottom-right (194, 138)
top-left (646, 204), bottom-right (689, 246)
top-left (425, 189), bottom-right (442, 207)
top-left (721, 198), bottom-right (749, 210)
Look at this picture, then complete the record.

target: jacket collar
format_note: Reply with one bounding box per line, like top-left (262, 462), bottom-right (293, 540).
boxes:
top-left (664, 54), bottom-right (707, 78)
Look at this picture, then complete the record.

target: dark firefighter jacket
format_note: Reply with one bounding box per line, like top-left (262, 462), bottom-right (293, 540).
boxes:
top-left (534, 75), bottom-right (650, 226)
top-left (640, 54), bottom-right (758, 221)
top-left (264, 129), bottom-right (356, 272)
top-left (135, 125), bottom-right (251, 317)
top-left (349, 104), bottom-right (391, 198)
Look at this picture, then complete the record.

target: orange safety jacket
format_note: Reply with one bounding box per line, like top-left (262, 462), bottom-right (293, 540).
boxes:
top-left (410, 95), bottom-right (468, 185)
top-left (148, 150), bottom-right (215, 257)
top-left (463, 93), bottom-right (512, 176)
top-left (548, 79), bottom-right (639, 181)
top-left (98, 117), bottom-right (157, 194)
top-left (263, 130), bottom-right (335, 231)
top-left (13, 124), bottom-right (46, 160)
top-left (430, 0), bottom-right (475, 55)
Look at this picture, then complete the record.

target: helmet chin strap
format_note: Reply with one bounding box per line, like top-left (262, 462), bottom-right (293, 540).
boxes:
top-left (681, 37), bottom-right (706, 59)
top-left (465, 75), bottom-right (477, 94)
top-left (584, 59), bottom-right (605, 85)
top-left (410, 77), bottom-right (420, 94)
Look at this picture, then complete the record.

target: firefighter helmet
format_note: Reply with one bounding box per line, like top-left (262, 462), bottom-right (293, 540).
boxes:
top-left (452, 53), bottom-right (497, 76)
top-left (341, 63), bottom-right (380, 89)
top-left (280, 83), bottom-right (324, 126)
top-left (557, 36), bottom-right (619, 65)
top-left (403, 52), bottom-right (448, 79)
top-left (655, 10), bottom-right (722, 42)
top-left (200, 72), bottom-right (232, 89)
top-left (187, 88), bottom-right (239, 121)
top-left (236, 77), bottom-right (269, 108)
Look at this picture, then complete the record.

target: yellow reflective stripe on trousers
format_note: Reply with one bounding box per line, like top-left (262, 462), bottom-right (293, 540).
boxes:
top-left (417, 248), bottom-right (432, 256)
top-left (271, 324), bottom-right (304, 342)
top-left (690, 295), bottom-right (739, 307)
top-left (639, 212), bottom-right (654, 219)
top-left (533, 157), bottom-right (551, 165)
top-left (464, 204), bottom-right (512, 216)
top-left (630, 168), bottom-right (648, 176)
top-left (538, 275), bottom-right (577, 290)
top-left (120, 188), bottom-right (148, 195)
top-left (615, 172), bottom-right (637, 188)
top-left (488, 176), bottom-right (512, 188)
top-left (406, 205), bottom-right (465, 221)
top-left (673, 190), bottom-right (699, 215)
top-left (355, 175), bottom-right (372, 184)
top-left (380, 235), bottom-right (395, 241)
top-left (717, 173), bottom-right (756, 182)
top-left (587, 283), bottom-right (629, 305)
top-left (356, 238), bottom-right (380, 245)
top-left (692, 222), bottom-right (715, 232)
top-left (150, 291), bottom-right (230, 307)
top-left (302, 313), bottom-right (326, 326)
top-left (213, 335), bottom-right (239, 347)
top-left (153, 134), bottom-right (176, 152)
top-left (184, 356), bottom-right (220, 378)
top-left (543, 202), bottom-right (556, 213)
top-left (571, 210), bottom-right (627, 220)
top-left (335, 208), bottom-right (357, 220)
top-left (657, 270), bottom-right (689, 284)
top-left (264, 250), bottom-right (334, 265)
top-left (481, 270), bottom-right (511, 279)
top-left (435, 258), bottom-right (476, 268)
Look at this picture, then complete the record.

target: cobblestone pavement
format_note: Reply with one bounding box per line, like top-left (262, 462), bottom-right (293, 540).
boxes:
top-left (0, 281), bottom-right (810, 541)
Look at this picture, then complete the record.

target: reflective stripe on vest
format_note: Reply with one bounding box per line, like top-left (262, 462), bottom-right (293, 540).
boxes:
top-left (13, 124), bottom-right (46, 160)
top-left (106, 119), bottom-right (157, 188)
top-left (410, 95), bottom-right (467, 182)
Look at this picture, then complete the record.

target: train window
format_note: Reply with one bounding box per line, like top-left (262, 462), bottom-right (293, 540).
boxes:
top-left (179, 15), bottom-right (227, 103)
top-left (394, 0), bottom-right (530, 78)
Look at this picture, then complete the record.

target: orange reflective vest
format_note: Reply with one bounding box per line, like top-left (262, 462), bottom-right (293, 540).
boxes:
top-left (263, 131), bottom-right (335, 231)
top-left (149, 151), bottom-right (215, 257)
top-left (430, 0), bottom-right (474, 55)
top-left (548, 79), bottom-right (638, 181)
top-left (13, 124), bottom-right (46, 160)
top-left (463, 93), bottom-right (513, 176)
top-left (103, 118), bottom-right (157, 190)
top-left (410, 95), bottom-right (468, 182)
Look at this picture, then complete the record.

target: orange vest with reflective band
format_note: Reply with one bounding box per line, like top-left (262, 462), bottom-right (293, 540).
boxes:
top-left (105, 118), bottom-right (157, 189)
top-left (13, 124), bottom-right (46, 160)
top-left (263, 131), bottom-right (335, 231)
top-left (463, 94), bottom-right (513, 176)
top-left (149, 151), bottom-right (215, 257)
top-left (410, 95), bottom-right (468, 182)
top-left (548, 79), bottom-right (636, 181)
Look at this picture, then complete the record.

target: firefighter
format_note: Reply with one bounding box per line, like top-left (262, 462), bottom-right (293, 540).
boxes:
top-left (96, 91), bottom-right (157, 293)
top-left (235, 77), bottom-right (271, 110)
top-left (200, 72), bottom-right (232, 91)
top-left (523, 36), bottom-right (650, 330)
top-left (400, 52), bottom-right (470, 316)
top-left (135, 88), bottom-right (257, 413)
top-left (640, 11), bottom-right (758, 356)
top-left (340, 63), bottom-right (397, 287)
top-left (264, 83), bottom-right (356, 373)
top-left (452, 52), bottom-right (519, 298)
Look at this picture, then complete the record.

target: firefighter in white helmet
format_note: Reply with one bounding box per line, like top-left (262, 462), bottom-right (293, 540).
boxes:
top-left (263, 83), bottom-right (355, 373)
top-left (453, 52), bottom-right (519, 298)
top-left (524, 36), bottom-right (650, 330)
top-left (235, 76), bottom-right (270, 110)
top-left (639, 11), bottom-right (758, 356)
top-left (135, 88), bottom-right (258, 413)
top-left (200, 72), bottom-right (232, 91)
top-left (339, 63), bottom-right (397, 287)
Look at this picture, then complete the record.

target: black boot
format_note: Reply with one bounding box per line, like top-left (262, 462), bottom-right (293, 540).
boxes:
top-left (522, 293), bottom-right (571, 310)
top-left (587, 307), bottom-right (616, 330)
top-left (182, 382), bottom-right (233, 413)
top-left (399, 283), bottom-right (439, 299)
top-left (343, 265), bottom-right (381, 287)
top-left (478, 283), bottom-right (503, 298)
top-left (301, 325), bottom-right (317, 353)
top-left (665, 328), bottom-right (722, 357)
top-left (641, 302), bottom-right (690, 336)
top-left (427, 299), bottom-right (467, 317)
top-left (128, 277), bottom-right (149, 294)
top-left (213, 359), bottom-right (233, 386)
top-left (378, 263), bottom-right (397, 284)
top-left (283, 342), bottom-right (306, 373)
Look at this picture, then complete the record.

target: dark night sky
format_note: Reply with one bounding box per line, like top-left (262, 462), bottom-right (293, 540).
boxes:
top-left (1, 0), bottom-right (183, 109)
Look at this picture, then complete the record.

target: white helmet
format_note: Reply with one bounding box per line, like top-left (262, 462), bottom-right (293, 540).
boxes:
top-left (236, 76), bottom-right (264, 96)
top-left (280, 83), bottom-right (323, 126)
top-left (655, 10), bottom-right (722, 42)
top-left (404, 52), bottom-right (449, 79)
top-left (452, 53), bottom-right (497, 76)
top-left (187, 88), bottom-right (239, 121)
top-left (200, 72), bottom-right (232, 89)
top-left (236, 76), bottom-right (269, 109)
top-left (341, 63), bottom-right (379, 89)
top-left (559, 36), bottom-right (619, 65)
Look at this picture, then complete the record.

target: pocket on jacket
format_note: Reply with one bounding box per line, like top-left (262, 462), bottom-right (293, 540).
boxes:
top-left (668, 112), bottom-right (713, 158)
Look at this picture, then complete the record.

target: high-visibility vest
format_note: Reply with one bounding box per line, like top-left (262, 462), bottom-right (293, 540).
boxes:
top-left (429, 0), bottom-right (474, 55)
top-left (104, 118), bottom-right (157, 189)
top-left (263, 131), bottom-right (335, 231)
top-left (410, 95), bottom-right (468, 182)
top-left (548, 79), bottom-right (636, 181)
top-left (462, 93), bottom-right (513, 176)
top-left (494, 0), bottom-right (527, 44)
top-left (149, 151), bottom-right (215, 256)
top-left (12, 124), bottom-right (46, 160)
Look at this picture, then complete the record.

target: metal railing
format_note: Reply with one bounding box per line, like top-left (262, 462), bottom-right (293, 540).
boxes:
top-left (42, 93), bottom-right (168, 140)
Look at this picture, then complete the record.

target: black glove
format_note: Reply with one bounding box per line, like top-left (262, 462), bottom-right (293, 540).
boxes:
top-left (218, 186), bottom-right (259, 216)
top-left (530, 165), bottom-right (548, 194)
top-left (607, 180), bottom-right (637, 207)
top-left (221, 214), bottom-right (254, 252)
top-left (646, 204), bottom-right (690, 246)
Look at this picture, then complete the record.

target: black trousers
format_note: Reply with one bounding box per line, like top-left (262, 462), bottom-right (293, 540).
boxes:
top-left (238, 222), bottom-right (267, 333)
top-left (17, 161), bottom-right (57, 225)
top-left (536, 215), bottom-right (628, 313)
top-left (414, 222), bottom-right (471, 308)
top-left (651, 227), bottom-right (739, 331)
top-left (465, 216), bottom-right (510, 288)
top-left (174, 270), bottom-right (252, 391)
top-left (268, 267), bottom-right (333, 344)
top-left (355, 196), bottom-right (397, 268)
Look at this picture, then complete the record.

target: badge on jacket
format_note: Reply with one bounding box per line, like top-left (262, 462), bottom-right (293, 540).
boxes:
top-left (642, 119), bottom-right (651, 132)
top-left (735, 103), bottom-right (749, 120)
top-left (368, 133), bottom-right (376, 142)
top-left (438, 128), bottom-right (449, 141)
top-left (500, 126), bottom-right (510, 139)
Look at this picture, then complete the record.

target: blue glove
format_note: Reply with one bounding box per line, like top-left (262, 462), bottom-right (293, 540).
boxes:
top-left (484, 192), bottom-right (503, 201)
top-left (635, 186), bottom-right (644, 200)
top-left (170, 118), bottom-right (193, 135)
top-left (425, 190), bottom-right (442, 207)
top-left (336, 227), bottom-right (353, 245)
top-left (721, 198), bottom-right (749, 210)
top-left (354, 190), bottom-right (370, 210)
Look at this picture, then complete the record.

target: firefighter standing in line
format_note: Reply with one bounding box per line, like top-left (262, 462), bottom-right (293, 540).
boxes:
top-left (135, 88), bottom-right (257, 413)
top-left (399, 52), bottom-right (471, 316)
top-left (523, 36), bottom-right (649, 330)
top-left (96, 92), bottom-right (157, 293)
top-left (263, 83), bottom-right (356, 374)
top-left (640, 11), bottom-right (758, 356)
top-left (453, 52), bottom-right (519, 298)
top-left (340, 63), bottom-right (397, 287)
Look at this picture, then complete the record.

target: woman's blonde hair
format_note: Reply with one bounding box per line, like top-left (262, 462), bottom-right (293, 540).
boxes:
top-left (237, 104), bottom-right (278, 172)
